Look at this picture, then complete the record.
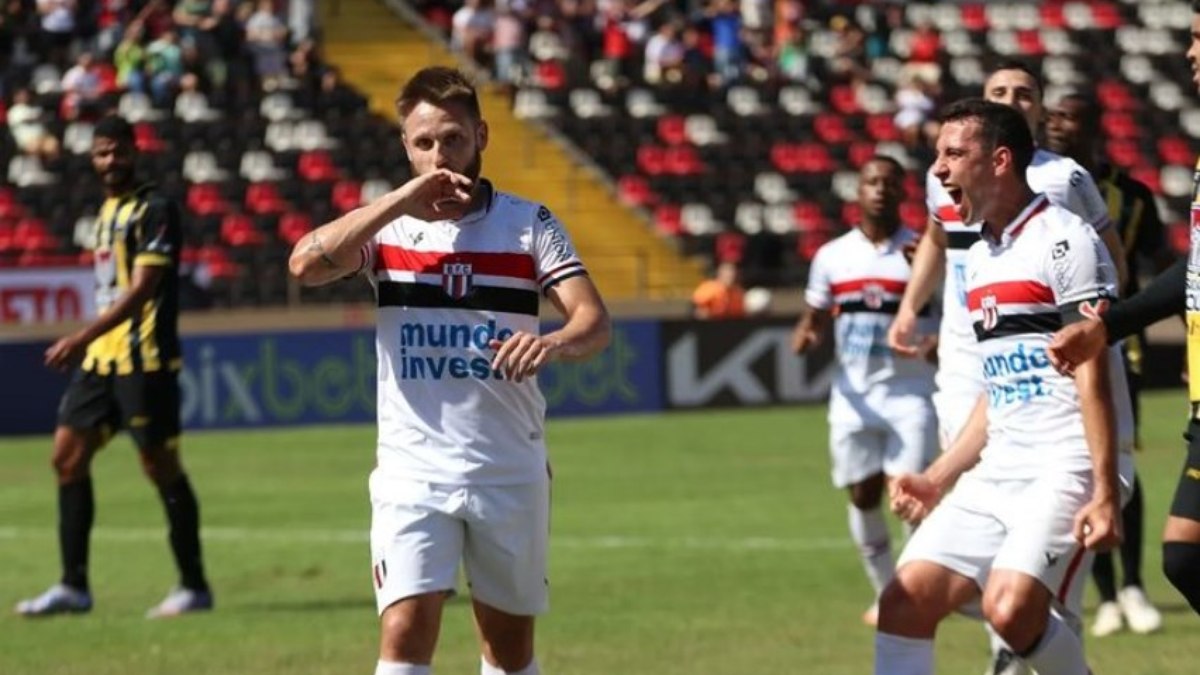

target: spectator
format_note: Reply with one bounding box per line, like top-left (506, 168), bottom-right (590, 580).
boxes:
top-left (35, 0), bottom-right (74, 66)
top-left (61, 51), bottom-right (104, 119)
top-left (172, 0), bottom-right (212, 43)
top-left (776, 25), bottom-right (808, 81)
top-left (8, 87), bottom-right (61, 161)
top-left (679, 24), bottom-right (711, 89)
top-left (492, 3), bottom-right (526, 84)
top-left (893, 73), bottom-right (938, 151)
top-left (904, 19), bottom-right (942, 86)
top-left (829, 14), bottom-right (867, 81)
top-left (451, 0), bottom-right (496, 65)
top-left (244, 0), bottom-right (289, 91)
top-left (145, 28), bottom-right (183, 104)
top-left (113, 20), bottom-right (146, 93)
top-left (708, 0), bottom-right (742, 86)
top-left (692, 261), bottom-right (746, 319)
top-left (92, 0), bottom-right (131, 55)
top-left (288, 0), bottom-right (314, 43)
top-left (643, 20), bottom-right (684, 84)
top-left (740, 0), bottom-right (771, 33)
top-left (199, 0), bottom-right (244, 96)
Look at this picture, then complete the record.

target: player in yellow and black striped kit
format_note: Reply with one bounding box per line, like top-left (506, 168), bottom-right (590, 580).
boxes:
top-left (14, 116), bottom-right (213, 618)
top-left (1047, 5), bottom-right (1200, 614)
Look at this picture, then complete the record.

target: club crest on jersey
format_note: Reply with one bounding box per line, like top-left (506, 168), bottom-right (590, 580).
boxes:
top-left (442, 262), bottom-right (473, 299)
top-left (981, 294), bottom-right (1000, 332)
top-left (862, 282), bottom-right (885, 310)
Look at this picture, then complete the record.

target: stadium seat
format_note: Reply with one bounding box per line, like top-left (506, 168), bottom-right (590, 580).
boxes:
top-left (657, 115), bottom-right (688, 146)
top-left (653, 204), bottom-right (683, 236)
top-left (331, 180), bottom-right (363, 213)
top-left (636, 145), bottom-right (668, 176)
top-left (297, 150), bottom-right (339, 182)
top-left (1169, 223), bottom-right (1190, 254)
top-left (245, 182), bottom-right (289, 215)
top-left (1157, 136), bottom-right (1194, 166)
top-left (220, 212), bottom-right (267, 247)
top-left (734, 202), bottom-right (764, 234)
top-left (278, 212), bottom-right (314, 246)
top-left (186, 183), bottom-right (228, 217)
top-left (714, 231), bottom-right (746, 263)
top-left (793, 201), bottom-right (829, 233)
top-left (617, 175), bottom-right (655, 207)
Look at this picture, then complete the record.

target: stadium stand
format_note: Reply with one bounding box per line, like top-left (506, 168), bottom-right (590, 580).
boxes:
top-left (416, 0), bottom-right (1199, 287)
top-left (2, 0), bottom-right (1197, 306)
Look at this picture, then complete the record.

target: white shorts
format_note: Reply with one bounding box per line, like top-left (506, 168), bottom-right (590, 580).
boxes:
top-left (368, 469), bottom-right (550, 617)
top-left (829, 395), bottom-right (938, 488)
top-left (897, 454), bottom-right (1135, 617)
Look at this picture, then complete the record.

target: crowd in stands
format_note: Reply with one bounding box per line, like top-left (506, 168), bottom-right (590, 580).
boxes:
top-left (0, 0), bottom-right (405, 308)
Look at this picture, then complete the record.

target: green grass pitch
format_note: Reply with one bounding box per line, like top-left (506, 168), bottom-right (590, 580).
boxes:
top-left (1, 392), bottom-right (1198, 674)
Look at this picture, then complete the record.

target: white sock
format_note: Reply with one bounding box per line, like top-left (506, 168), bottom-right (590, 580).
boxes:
top-left (1021, 613), bottom-right (1089, 675)
top-left (874, 632), bottom-right (933, 675)
top-left (849, 505), bottom-right (894, 596)
top-left (480, 657), bottom-right (539, 675)
top-left (375, 661), bottom-right (431, 675)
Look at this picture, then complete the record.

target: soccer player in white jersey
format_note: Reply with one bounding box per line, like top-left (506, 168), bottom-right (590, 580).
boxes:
top-left (874, 99), bottom-right (1135, 675)
top-left (287, 67), bottom-right (611, 675)
top-left (792, 156), bottom-right (938, 626)
top-left (885, 61), bottom-right (1127, 675)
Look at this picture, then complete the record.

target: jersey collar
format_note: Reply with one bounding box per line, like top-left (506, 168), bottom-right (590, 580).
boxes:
top-left (984, 193), bottom-right (1048, 247)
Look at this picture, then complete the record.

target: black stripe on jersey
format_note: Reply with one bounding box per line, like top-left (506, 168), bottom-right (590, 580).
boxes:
top-left (973, 312), bottom-right (1062, 341)
top-left (946, 231), bottom-right (980, 250)
top-left (378, 280), bottom-right (539, 316)
top-left (836, 300), bottom-right (933, 316)
top-left (1058, 296), bottom-right (1112, 326)
top-left (542, 268), bottom-right (588, 293)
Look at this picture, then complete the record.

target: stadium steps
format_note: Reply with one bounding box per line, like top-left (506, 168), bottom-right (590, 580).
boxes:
top-left (317, 0), bottom-right (704, 299)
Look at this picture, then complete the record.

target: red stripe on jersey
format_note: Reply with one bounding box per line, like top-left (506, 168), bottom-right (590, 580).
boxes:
top-left (375, 245), bottom-right (535, 280)
top-left (829, 278), bottom-right (908, 296)
top-left (936, 205), bottom-right (962, 224)
top-left (966, 280), bottom-right (1055, 311)
top-left (1007, 197), bottom-right (1050, 241)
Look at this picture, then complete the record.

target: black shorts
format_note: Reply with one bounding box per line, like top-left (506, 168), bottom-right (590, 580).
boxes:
top-left (1173, 421), bottom-right (1200, 521)
top-left (57, 368), bottom-right (181, 449)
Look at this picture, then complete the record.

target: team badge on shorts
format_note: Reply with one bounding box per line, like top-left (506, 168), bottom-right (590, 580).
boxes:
top-left (442, 262), bottom-right (473, 299)
top-left (981, 293), bottom-right (1000, 332)
top-left (372, 558), bottom-right (388, 590)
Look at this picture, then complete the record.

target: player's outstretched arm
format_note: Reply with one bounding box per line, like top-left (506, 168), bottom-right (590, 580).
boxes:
top-left (489, 275), bottom-right (611, 383)
top-left (889, 217), bottom-right (947, 356)
top-left (1072, 352), bottom-right (1123, 551)
top-left (288, 169), bottom-right (473, 287)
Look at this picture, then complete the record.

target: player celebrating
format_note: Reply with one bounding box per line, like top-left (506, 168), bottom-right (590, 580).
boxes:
top-left (886, 61), bottom-right (1127, 675)
top-left (792, 156), bottom-right (938, 626)
top-left (874, 100), bottom-right (1135, 675)
top-left (288, 67), bottom-right (611, 675)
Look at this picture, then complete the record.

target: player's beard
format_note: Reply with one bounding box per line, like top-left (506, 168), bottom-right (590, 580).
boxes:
top-left (460, 150), bottom-right (482, 183)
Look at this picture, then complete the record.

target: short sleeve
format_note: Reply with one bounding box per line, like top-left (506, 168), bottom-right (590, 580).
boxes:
top-left (1048, 162), bottom-right (1113, 233)
top-left (531, 205), bottom-right (587, 294)
top-left (134, 199), bottom-right (181, 267)
top-left (804, 245), bottom-right (832, 310)
top-left (1045, 221), bottom-right (1119, 325)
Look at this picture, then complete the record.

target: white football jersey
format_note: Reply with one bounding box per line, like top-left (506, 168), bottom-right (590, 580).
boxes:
top-left (358, 181), bottom-right (587, 485)
top-left (964, 194), bottom-right (1132, 478)
top-left (806, 226), bottom-right (937, 411)
top-left (927, 148), bottom-right (1113, 394)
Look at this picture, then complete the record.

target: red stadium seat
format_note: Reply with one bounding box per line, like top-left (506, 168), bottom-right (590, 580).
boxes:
top-left (1091, 2), bottom-right (1123, 30)
top-left (848, 142), bottom-right (877, 169)
top-left (1039, 3), bottom-right (1066, 29)
top-left (1096, 80), bottom-right (1137, 112)
top-left (1015, 30), bottom-right (1045, 56)
top-left (866, 114), bottom-right (900, 143)
top-left (653, 204), bottom-right (683, 236)
top-left (714, 231), bottom-right (745, 264)
top-left (656, 115), bottom-right (688, 146)
top-left (840, 202), bottom-right (862, 226)
top-left (617, 174), bottom-right (655, 207)
top-left (1105, 139), bottom-right (1143, 169)
top-left (664, 146), bottom-right (703, 175)
top-left (961, 4), bottom-right (989, 31)
top-left (133, 122), bottom-right (165, 153)
top-left (297, 150), bottom-right (339, 182)
top-left (901, 200), bottom-right (927, 230)
top-left (769, 142), bottom-right (802, 174)
top-left (1158, 137), bottom-right (1194, 166)
top-left (245, 182), bottom-right (289, 215)
top-left (14, 217), bottom-right (59, 251)
top-left (814, 113), bottom-right (852, 145)
top-left (186, 183), bottom-right (228, 216)
top-left (797, 232), bottom-right (830, 261)
top-left (1101, 112), bottom-right (1140, 140)
top-left (797, 143), bottom-right (835, 174)
top-left (198, 245), bottom-right (240, 279)
top-left (828, 86), bottom-right (860, 115)
top-left (220, 212), bottom-right (267, 247)
top-left (793, 201), bottom-right (829, 233)
top-left (1129, 166), bottom-right (1162, 196)
top-left (278, 212), bottom-right (313, 246)
top-left (332, 180), bottom-right (363, 213)
top-left (636, 145), bottom-right (668, 176)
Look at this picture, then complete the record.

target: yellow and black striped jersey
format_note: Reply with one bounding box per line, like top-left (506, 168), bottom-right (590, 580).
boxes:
top-left (82, 183), bottom-right (182, 376)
